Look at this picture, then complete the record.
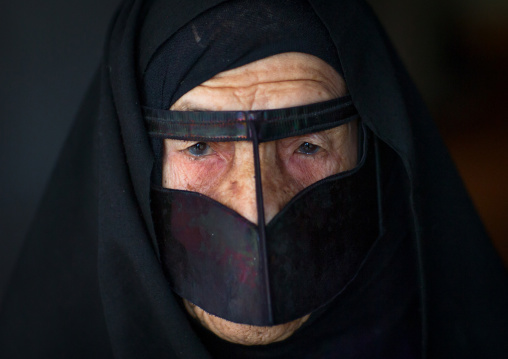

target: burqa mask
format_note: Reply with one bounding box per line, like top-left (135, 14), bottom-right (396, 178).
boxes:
top-left (141, 0), bottom-right (380, 326)
top-left (145, 97), bottom-right (379, 326)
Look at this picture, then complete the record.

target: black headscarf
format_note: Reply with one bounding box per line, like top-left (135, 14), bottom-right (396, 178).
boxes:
top-left (1, 0), bottom-right (507, 358)
top-left (140, 0), bottom-right (343, 110)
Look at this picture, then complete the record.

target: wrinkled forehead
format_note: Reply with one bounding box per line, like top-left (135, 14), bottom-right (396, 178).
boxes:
top-left (170, 53), bottom-right (347, 113)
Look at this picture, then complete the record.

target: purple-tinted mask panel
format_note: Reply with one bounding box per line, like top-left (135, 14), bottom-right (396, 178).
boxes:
top-left (152, 189), bottom-right (270, 323)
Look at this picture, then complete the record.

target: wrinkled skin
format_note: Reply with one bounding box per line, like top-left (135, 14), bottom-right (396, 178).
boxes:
top-left (163, 53), bottom-right (357, 345)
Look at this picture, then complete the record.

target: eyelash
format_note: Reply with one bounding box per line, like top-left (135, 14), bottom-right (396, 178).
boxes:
top-left (185, 142), bottom-right (214, 157)
top-left (296, 142), bottom-right (321, 155)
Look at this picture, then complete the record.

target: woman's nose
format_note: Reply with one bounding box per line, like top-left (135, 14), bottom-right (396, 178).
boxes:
top-left (218, 142), bottom-right (258, 224)
top-left (259, 143), bottom-right (291, 224)
top-left (219, 142), bottom-right (295, 225)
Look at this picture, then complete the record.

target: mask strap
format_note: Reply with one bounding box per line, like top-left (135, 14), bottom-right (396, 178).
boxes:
top-left (248, 119), bottom-right (274, 324)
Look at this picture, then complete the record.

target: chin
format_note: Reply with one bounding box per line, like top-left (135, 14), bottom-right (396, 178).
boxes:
top-left (183, 299), bottom-right (310, 345)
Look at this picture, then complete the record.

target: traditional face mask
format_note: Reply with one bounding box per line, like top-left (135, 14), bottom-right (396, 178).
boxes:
top-left (144, 95), bottom-right (379, 326)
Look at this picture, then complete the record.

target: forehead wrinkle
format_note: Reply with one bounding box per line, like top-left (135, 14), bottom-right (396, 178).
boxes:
top-left (170, 101), bottom-right (208, 111)
top-left (201, 72), bottom-right (339, 94)
top-left (207, 53), bottom-right (339, 84)
top-left (171, 54), bottom-right (346, 112)
top-left (199, 78), bottom-right (331, 89)
top-left (173, 79), bottom-right (339, 111)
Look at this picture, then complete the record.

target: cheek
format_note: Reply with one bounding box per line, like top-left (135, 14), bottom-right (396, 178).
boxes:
top-left (162, 153), bottom-right (228, 193)
top-left (260, 157), bottom-right (306, 214)
top-left (286, 155), bottom-right (341, 187)
top-left (280, 141), bottom-right (358, 192)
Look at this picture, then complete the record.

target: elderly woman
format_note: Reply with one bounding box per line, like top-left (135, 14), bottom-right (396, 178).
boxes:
top-left (1, 0), bottom-right (507, 358)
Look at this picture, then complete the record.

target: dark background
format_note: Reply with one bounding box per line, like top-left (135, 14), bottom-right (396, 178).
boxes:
top-left (1, 0), bottom-right (507, 301)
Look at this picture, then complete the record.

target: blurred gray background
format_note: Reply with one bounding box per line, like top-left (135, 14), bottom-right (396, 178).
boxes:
top-left (0, 0), bottom-right (122, 299)
top-left (2, 0), bottom-right (507, 301)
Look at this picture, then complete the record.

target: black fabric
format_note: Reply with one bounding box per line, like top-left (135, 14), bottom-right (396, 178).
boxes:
top-left (0, 0), bottom-right (507, 359)
top-left (140, 0), bottom-right (342, 109)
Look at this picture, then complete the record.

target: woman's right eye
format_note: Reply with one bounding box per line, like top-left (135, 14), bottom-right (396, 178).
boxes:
top-left (296, 141), bottom-right (321, 155)
top-left (186, 142), bottom-right (213, 156)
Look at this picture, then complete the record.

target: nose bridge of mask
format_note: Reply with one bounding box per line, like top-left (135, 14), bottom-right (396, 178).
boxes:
top-left (144, 95), bottom-right (364, 326)
top-left (248, 119), bottom-right (273, 322)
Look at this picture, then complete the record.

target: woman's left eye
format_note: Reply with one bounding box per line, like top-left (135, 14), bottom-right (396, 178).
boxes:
top-left (296, 142), bottom-right (321, 155)
top-left (186, 142), bottom-right (213, 156)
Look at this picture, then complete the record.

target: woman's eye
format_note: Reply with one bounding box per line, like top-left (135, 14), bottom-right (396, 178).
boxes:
top-left (296, 142), bottom-right (321, 155)
top-left (187, 142), bottom-right (212, 156)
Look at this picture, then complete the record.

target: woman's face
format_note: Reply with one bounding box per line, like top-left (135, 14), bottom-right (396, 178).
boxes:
top-left (163, 52), bottom-right (357, 345)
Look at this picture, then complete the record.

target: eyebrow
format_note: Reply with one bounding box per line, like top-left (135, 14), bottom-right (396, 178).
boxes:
top-left (172, 102), bottom-right (209, 112)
